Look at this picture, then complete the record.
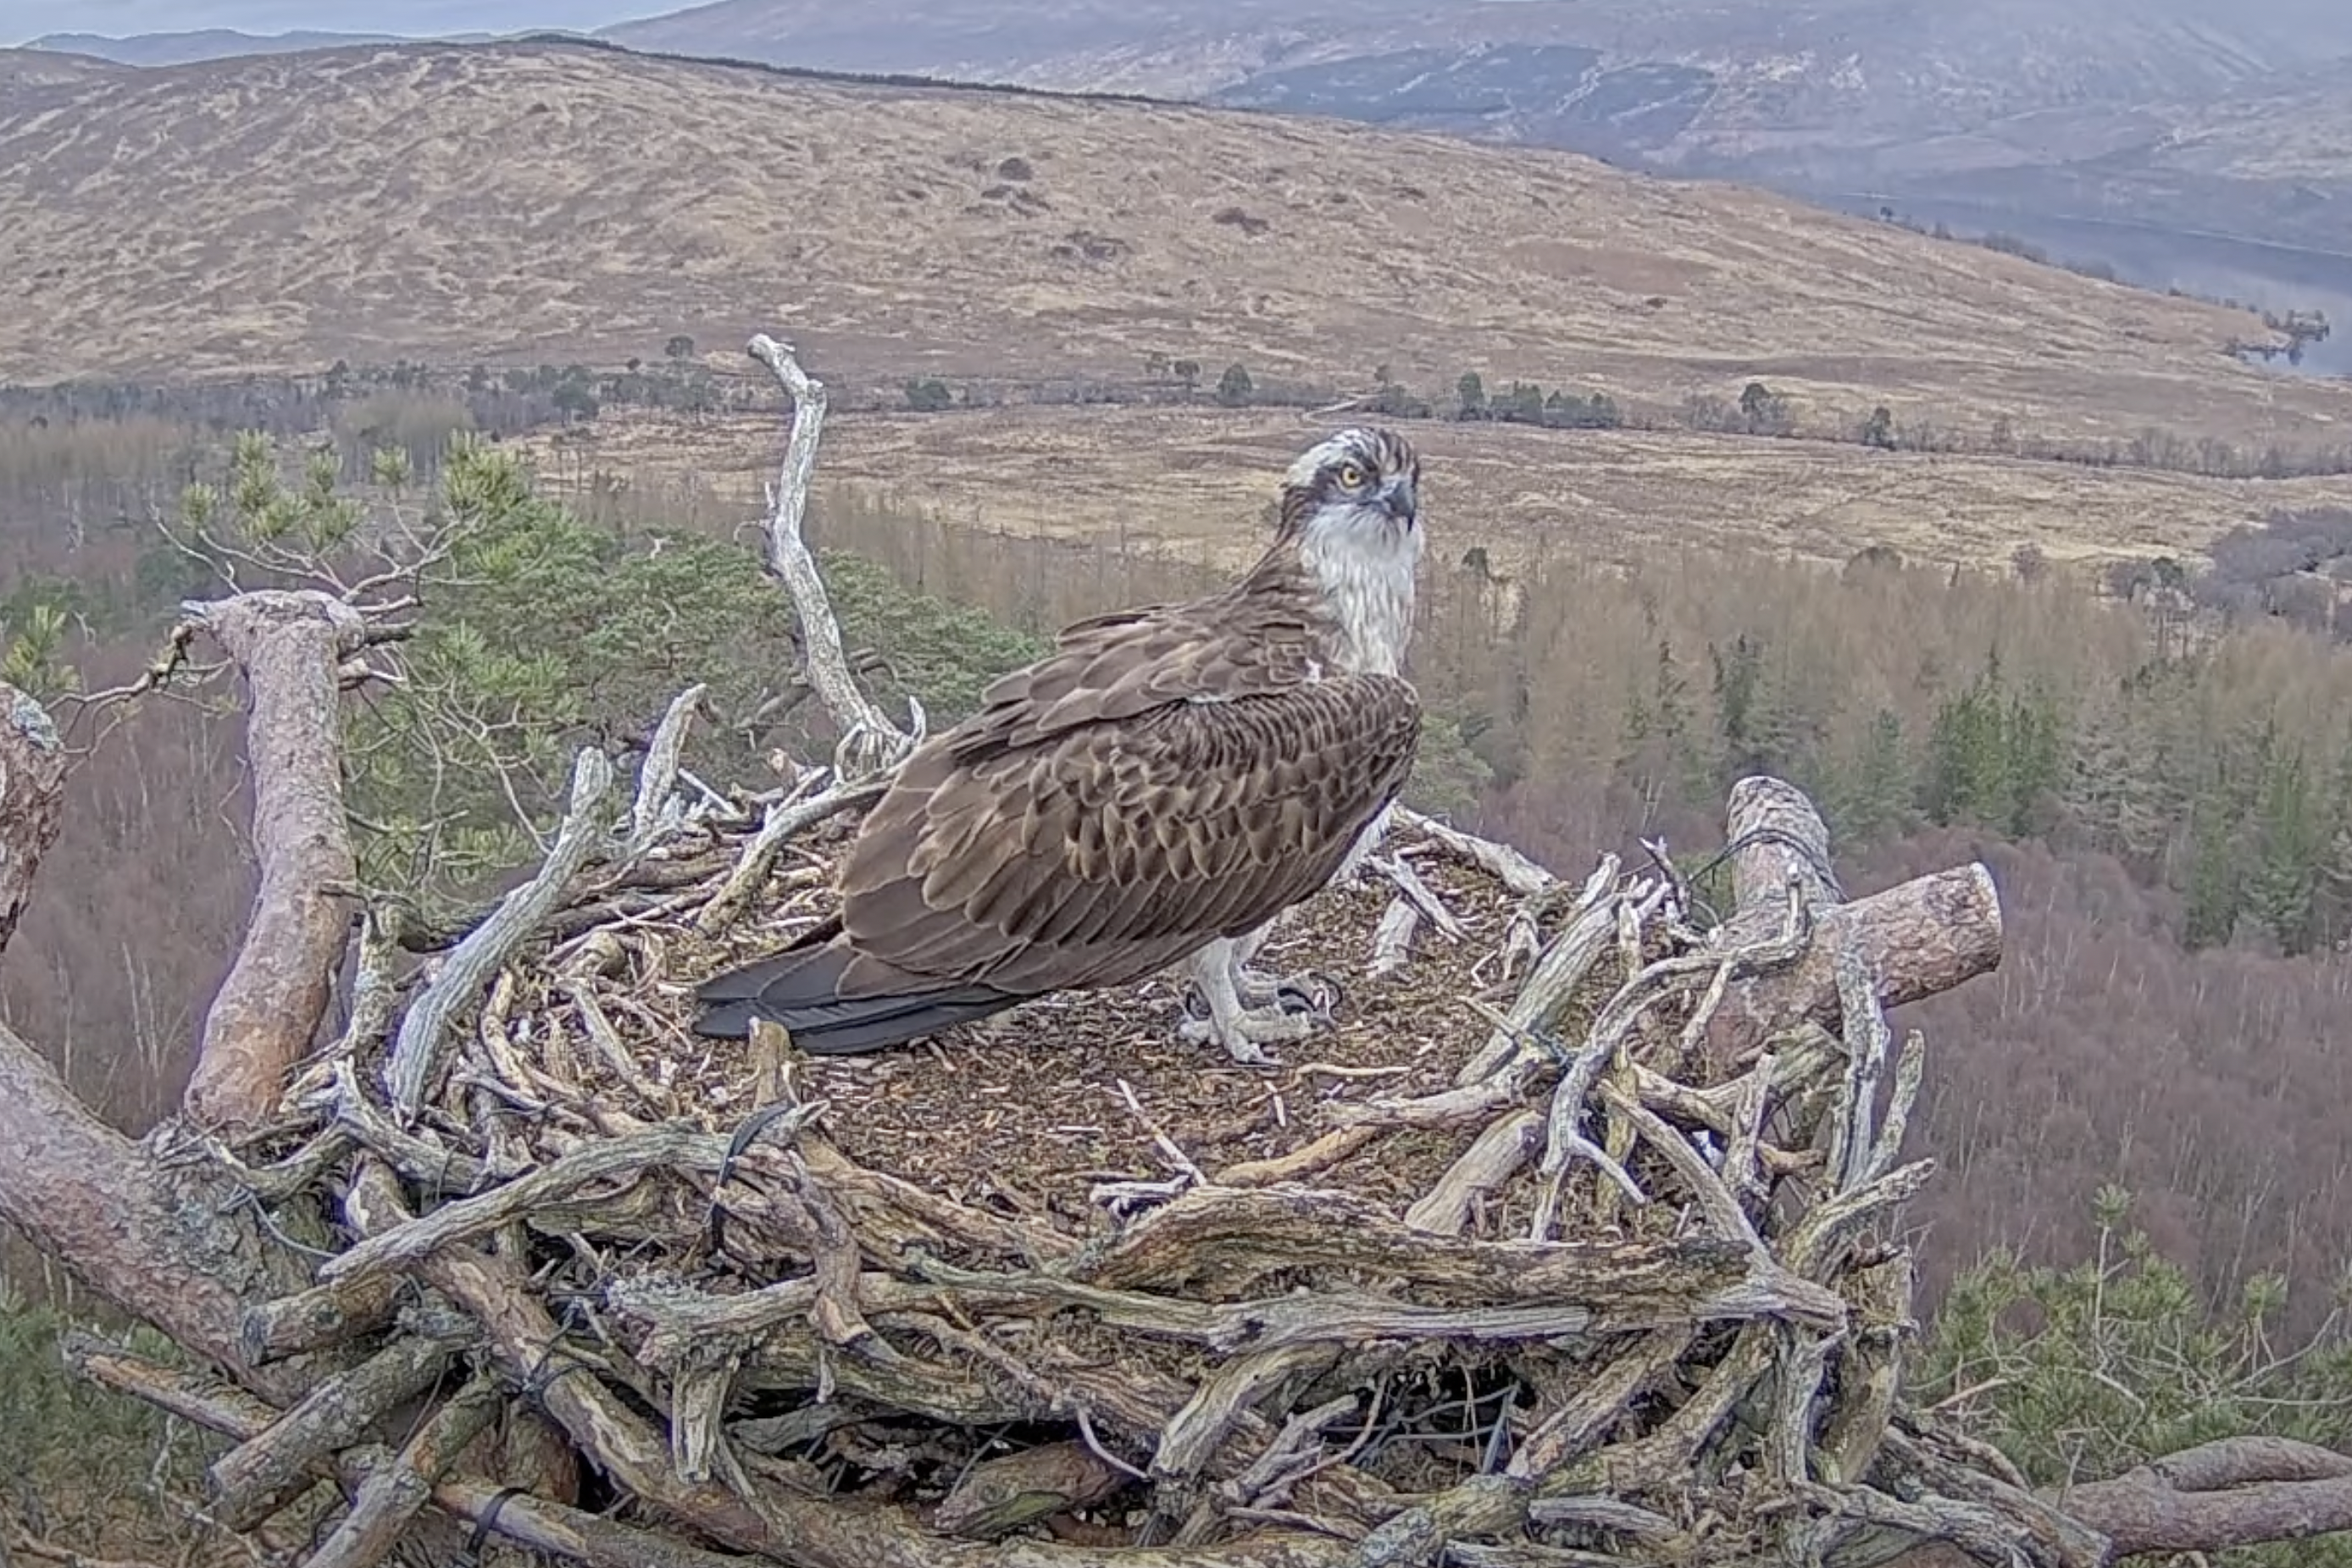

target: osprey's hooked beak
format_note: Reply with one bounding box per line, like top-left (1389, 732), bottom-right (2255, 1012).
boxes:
top-left (1376, 474), bottom-right (1417, 524)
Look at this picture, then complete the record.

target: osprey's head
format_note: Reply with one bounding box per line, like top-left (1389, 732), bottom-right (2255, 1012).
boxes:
top-left (1272, 425), bottom-right (1424, 676)
top-left (1279, 426), bottom-right (1421, 541)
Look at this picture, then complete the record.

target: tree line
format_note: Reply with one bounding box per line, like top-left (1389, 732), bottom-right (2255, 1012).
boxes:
top-left (16, 341), bottom-right (2352, 493)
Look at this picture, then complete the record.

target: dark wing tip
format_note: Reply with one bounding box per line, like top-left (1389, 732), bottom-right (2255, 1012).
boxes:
top-left (691, 985), bottom-right (1025, 1053)
top-left (691, 933), bottom-right (1027, 1053)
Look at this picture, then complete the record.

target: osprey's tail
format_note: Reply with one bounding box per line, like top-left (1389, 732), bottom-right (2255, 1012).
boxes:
top-left (691, 934), bottom-right (1025, 1054)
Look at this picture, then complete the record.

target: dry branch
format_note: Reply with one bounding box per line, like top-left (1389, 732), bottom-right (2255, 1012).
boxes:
top-left (305, 1375), bottom-right (503, 1568)
top-left (382, 745), bottom-right (614, 1117)
top-left (2055, 1438), bottom-right (2352, 1558)
top-left (0, 684), bottom-right (66, 955)
top-left (240, 1268), bottom-right (407, 1367)
top-left (0, 682), bottom-right (340, 1410)
top-left (431, 1477), bottom-right (759, 1568)
top-left (204, 1321), bottom-right (471, 1532)
top-left (746, 332), bottom-right (918, 781)
top-left (181, 590), bottom-right (372, 1130)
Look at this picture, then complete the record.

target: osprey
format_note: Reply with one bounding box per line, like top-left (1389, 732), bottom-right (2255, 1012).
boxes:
top-left (693, 425), bottom-right (1425, 1065)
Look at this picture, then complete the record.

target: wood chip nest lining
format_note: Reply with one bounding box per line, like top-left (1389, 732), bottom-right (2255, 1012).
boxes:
top-left (211, 784), bottom-right (2046, 1567)
top-left (513, 823), bottom-right (1595, 1234)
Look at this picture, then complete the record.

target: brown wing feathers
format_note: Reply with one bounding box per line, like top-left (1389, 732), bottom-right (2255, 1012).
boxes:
top-left (840, 662), bottom-right (1419, 990)
top-left (691, 629), bottom-right (1420, 1050)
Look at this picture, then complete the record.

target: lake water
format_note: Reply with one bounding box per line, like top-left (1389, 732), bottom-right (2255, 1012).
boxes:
top-left (1806, 191), bottom-right (2352, 380)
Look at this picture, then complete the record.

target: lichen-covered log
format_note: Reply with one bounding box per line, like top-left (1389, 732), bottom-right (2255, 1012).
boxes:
top-left (305, 1376), bottom-right (504, 1568)
top-left (205, 1324), bottom-right (472, 1532)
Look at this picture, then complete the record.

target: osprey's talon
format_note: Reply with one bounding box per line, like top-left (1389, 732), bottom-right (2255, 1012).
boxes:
top-left (1229, 1038), bottom-right (1283, 1067)
top-left (1189, 974), bottom-right (1334, 1019)
top-left (1274, 970), bottom-right (1345, 1019)
top-left (1176, 1005), bottom-right (1315, 1066)
top-left (1230, 967), bottom-right (1283, 1006)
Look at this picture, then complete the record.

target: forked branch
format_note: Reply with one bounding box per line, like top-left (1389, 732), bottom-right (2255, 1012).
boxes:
top-left (745, 332), bottom-right (921, 782)
top-left (0, 679), bottom-right (341, 1406)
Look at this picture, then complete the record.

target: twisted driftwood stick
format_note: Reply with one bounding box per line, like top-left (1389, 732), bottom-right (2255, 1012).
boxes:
top-left (746, 332), bottom-right (920, 782)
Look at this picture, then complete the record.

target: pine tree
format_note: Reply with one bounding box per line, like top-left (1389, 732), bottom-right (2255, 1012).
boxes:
top-left (2308, 738), bottom-right (2352, 950)
top-left (1924, 650), bottom-right (2010, 828)
top-left (2115, 653), bottom-right (2209, 881)
top-left (1829, 706), bottom-right (1912, 848)
top-left (2062, 687), bottom-right (2134, 858)
top-left (2002, 677), bottom-right (2066, 838)
top-left (2181, 790), bottom-right (2243, 950)
top-left (1709, 632), bottom-right (1778, 782)
top-left (1616, 634), bottom-right (1713, 808)
top-left (2245, 726), bottom-right (2324, 953)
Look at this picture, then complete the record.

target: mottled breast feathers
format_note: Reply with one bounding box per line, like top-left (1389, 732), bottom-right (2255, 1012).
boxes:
top-left (824, 598), bottom-right (1422, 1003)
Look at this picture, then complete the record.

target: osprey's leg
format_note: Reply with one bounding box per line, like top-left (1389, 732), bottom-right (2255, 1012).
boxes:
top-left (1177, 938), bottom-right (1321, 1067)
top-left (1329, 802), bottom-right (1395, 889)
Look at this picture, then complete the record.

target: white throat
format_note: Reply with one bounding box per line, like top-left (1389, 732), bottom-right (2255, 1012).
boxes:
top-left (1296, 502), bottom-right (1422, 677)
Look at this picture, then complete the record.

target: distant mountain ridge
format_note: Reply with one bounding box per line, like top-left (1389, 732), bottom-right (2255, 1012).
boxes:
top-left (46, 3), bottom-right (2352, 188)
top-left (33, 1), bottom-right (2352, 263)
top-left (28, 26), bottom-right (547, 67)
top-left (8, 31), bottom-right (2338, 444)
top-left (592, 0), bottom-right (2352, 147)
top-left (590, 0), bottom-right (2352, 263)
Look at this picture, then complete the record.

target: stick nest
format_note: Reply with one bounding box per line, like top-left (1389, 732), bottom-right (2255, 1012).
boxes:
top-left (183, 762), bottom-right (2067, 1568)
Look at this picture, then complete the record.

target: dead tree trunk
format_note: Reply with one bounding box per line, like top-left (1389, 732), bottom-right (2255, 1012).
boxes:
top-left (181, 590), bottom-right (372, 1131)
top-left (0, 677), bottom-right (352, 1410)
top-left (1702, 775), bottom-right (2003, 1067)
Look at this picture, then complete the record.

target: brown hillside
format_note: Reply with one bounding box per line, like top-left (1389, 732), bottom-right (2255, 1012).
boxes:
top-left (0, 45), bottom-right (129, 100)
top-left (4, 38), bottom-right (2349, 453)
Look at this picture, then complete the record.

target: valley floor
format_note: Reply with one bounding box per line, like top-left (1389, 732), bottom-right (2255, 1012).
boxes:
top-left (518, 404), bottom-right (2343, 576)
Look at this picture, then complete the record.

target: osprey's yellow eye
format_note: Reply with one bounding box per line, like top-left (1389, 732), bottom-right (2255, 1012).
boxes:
top-left (1337, 463), bottom-right (1367, 489)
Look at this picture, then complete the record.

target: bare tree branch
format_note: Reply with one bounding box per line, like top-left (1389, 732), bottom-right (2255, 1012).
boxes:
top-left (744, 332), bottom-right (922, 781)
top-left (0, 683), bottom-right (67, 956)
top-left (305, 1375), bottom-right (503, 1568)
top-left (2055, 1437), bottom-right (2352, 1560)
top-left (0, 679), bottom-right (359, 1416)
top-left (380, 746), bottom-right (613, 1119)
top-left (181, 590), bottom-right (372, 1130)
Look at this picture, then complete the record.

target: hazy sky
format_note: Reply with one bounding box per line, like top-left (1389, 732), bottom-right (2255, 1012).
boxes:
top-left (0, 2), bottom-right (668, 44)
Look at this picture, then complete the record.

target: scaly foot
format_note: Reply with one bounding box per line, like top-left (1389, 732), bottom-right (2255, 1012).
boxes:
top-left (1176, 1001), bottom-right (1321, 1066)
top-left (1179, 970), bottom-right (1340, 1066)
